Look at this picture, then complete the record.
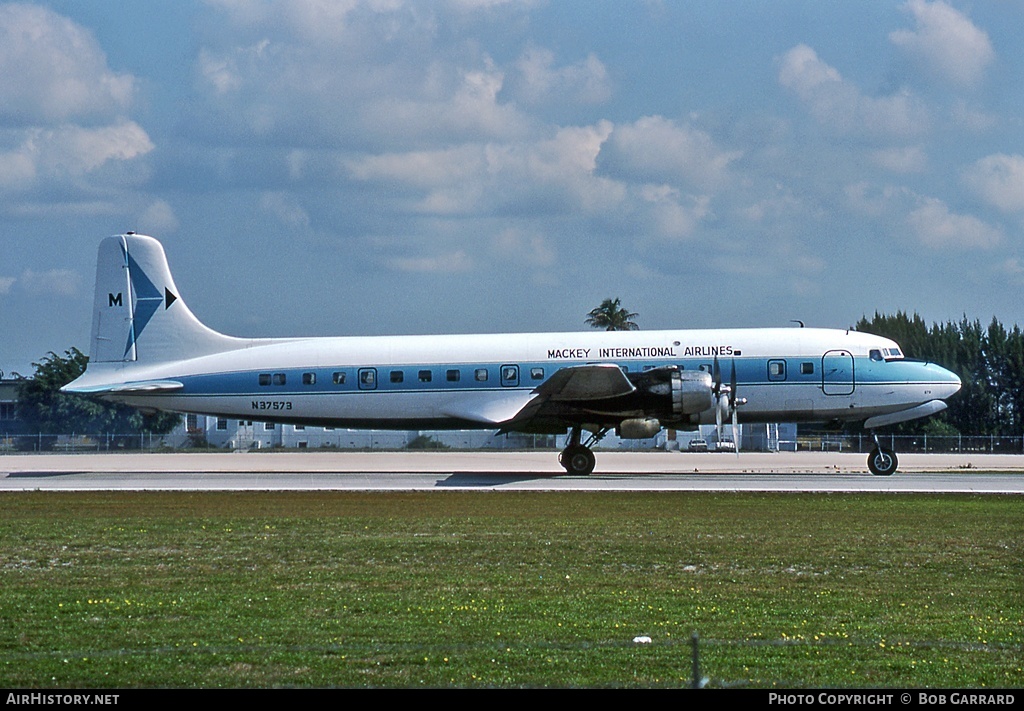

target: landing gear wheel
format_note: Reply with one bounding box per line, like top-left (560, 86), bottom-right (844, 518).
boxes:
top-left (560, 444), bottom-right (596, 475)
top-left (868, 447), bottom-right (898, 476)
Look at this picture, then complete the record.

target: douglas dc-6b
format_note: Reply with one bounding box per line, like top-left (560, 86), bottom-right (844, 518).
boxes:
top-left (63, 234), bottom-right (961, 475)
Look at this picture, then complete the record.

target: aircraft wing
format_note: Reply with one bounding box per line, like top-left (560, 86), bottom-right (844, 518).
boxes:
top-left (532, 363), bottom-right (636, 401)
top-left (499, 364), bottom-right (637, 431)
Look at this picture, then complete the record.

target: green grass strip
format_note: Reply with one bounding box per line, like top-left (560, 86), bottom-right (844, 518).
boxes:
top-left (1, 491), bottom-right (1020, 688)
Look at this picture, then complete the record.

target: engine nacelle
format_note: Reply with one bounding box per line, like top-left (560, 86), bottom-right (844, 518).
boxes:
top-left (628, 366), bottom-right (714, 422)
top-left (673, 370), bottom-right (715, 416)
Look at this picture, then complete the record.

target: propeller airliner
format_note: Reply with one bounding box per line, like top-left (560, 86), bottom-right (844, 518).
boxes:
top-left (63, 234), bottom-right (962, 475)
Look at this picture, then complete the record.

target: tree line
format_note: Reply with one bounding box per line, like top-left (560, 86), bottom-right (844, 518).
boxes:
top-left (15, 347), bottom-right (180, 437)
top-left (856, 311), bottom-right (1024, 437)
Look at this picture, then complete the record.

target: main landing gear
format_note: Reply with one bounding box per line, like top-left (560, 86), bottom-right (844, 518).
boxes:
top-left (867, 433), bottom-right (898, 476)
top-left (558, 426), bottom-right (608, 475)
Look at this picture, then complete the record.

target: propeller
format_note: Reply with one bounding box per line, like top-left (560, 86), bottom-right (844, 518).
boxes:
top-left (712, 356), bottom-right (746, 456)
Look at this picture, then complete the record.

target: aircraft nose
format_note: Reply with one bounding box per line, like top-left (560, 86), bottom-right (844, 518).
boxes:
top-left (934, 363), bottom-right (962, 398)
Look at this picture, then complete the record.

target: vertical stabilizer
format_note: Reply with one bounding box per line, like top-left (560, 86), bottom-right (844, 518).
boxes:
top-left (88, 234), bottom-right (242, 364)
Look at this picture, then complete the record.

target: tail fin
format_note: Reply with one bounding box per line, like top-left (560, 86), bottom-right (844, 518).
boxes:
top-left (89, 233), bottom-right (242, 364)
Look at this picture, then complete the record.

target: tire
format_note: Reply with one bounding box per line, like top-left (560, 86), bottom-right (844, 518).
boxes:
top-left (867, 447), bottom-right (898, 476)
top-left (561, 444), bottom-right (596, 475)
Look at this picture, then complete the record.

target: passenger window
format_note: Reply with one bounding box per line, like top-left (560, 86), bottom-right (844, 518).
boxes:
top-left (419, 370), bottom-right (432, 382)
top-left (273, 373), bottom-right (286, 385)
top-left (446, 369), bottom-right (461, 382)
top-left (302, 372), bottom-right (316, 385)
top-left (332, 372), bottom-right (347, 385)
top-left (359, 368), bottom-right (376, 389)
top-left (501, 365), bottom-right (519, 387)
top-left (475, 368), bottom-right (489, 382)
top-left (258, 373), bottom-right (271, 386)
top-left (801, 362), bottom-right (814, 375)
top-left (390, 370), bottom-right (404, 383)
top-left (531, 367), bottom-right (544, 380)
top-left (768, 360), bottom-right (787, 381)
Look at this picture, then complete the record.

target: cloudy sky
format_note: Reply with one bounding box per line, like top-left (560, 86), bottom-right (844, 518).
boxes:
top-left (1, 0), bottom-right (1022, 375)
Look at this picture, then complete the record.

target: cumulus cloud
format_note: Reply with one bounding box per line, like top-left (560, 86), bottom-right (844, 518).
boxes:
top-left (346, 145), bottom-right (486, 189)
top-left (138, 199), bottom-right (180, 234)
top-left (0, 122), bottom-right (153, 193)
top-left (346, 121), bottom-right (621, 216)
top-left (196, 3), bottom-right (534, 147)
top-left (778, 44), bottom-right (928, 138)
top-left (0, 4), bottom-right (135, 125)
top-left (906, 197), bottom-right (1002, 250)
top-left (0, 5), bottom-right (152, 212)
top-left (890, 0), bottom-right (994, 88)
top-left (37, 122), bottom-right (154, 176)
top-left (637, 185), bottom-right (710, 241)
top-left (507, 47), bottom-right (612, 106)
top-left (962, 154), bottom-right (1024, 213)
top-left (599, 115), bottom-right (741, 190)
top-left (371, 60), bottom-right (531, 143)
top-left (259, 191), bottom-right (312, 228)
top-left (844, 182), bottom-right (912, 218)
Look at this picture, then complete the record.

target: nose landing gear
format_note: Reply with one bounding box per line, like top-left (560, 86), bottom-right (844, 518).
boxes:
top-left (867, 434), bottom-right (898, 476)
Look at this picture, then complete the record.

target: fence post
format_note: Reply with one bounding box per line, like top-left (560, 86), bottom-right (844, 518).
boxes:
top-left (690, 631), bottom-right (707, 689)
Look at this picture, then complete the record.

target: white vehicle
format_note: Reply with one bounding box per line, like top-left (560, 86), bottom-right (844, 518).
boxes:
top-left (64, 234), bottom-right (961, 476)
top-left (687, 438), bottom-right (709, 453)
top-left (715, 439), bottom-right (737, 453)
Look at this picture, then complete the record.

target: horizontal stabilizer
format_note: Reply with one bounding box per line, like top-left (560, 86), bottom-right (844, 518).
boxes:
top-left (65, 380), bottom-right (184, 395)
top-left (863, 399), bottom-right (947, 429)
top-left (533, 363), bottom-right (635, 401)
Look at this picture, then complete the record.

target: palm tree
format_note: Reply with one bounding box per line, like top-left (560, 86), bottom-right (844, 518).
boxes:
top-left (585, 298), bottom-right (639, 331)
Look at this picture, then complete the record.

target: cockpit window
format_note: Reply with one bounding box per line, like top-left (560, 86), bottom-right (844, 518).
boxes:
top-left (872, 347), bottom-right (904, 362)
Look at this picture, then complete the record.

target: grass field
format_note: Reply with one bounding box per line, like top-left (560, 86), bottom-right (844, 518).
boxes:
top-left (0, 491), bottom-right (1020, 688)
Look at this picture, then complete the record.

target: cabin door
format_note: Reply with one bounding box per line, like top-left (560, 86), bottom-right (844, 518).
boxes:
top-left (821, 350), bottom-right (855, 396)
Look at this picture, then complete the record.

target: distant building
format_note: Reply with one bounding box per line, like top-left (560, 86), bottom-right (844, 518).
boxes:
top-left (196, 414), bottom-right (554, 451)
top-left (0, 378), bottom-right (29, 435)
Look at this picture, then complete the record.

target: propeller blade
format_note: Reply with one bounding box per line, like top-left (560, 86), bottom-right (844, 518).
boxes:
top-left (731, 407), bottom-right (740, 458)
top-left (729, 360), bottom-right (737, 408)
top-left (715, 397), bottom-right (723, 444)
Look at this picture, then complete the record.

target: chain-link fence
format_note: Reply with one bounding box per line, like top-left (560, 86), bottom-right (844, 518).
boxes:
top-left (794, 433), bottom-right (1024, 454)
top-left (4, 431), bottom-right (1024, 454)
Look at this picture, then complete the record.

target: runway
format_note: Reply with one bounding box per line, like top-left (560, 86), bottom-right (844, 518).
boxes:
top-left (2, 451), bottom-right (1023, 493)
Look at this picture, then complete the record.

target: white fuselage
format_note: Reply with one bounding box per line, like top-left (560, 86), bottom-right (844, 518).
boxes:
top-left (72, 327), bottom-right (962, 432)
